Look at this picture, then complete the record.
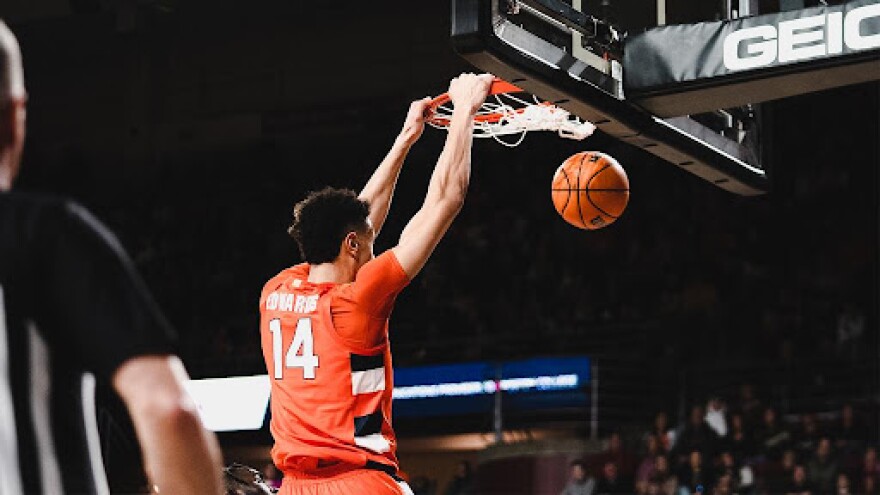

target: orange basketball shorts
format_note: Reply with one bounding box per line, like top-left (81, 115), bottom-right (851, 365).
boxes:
top-left (278, 469), bottom-right (413, 495)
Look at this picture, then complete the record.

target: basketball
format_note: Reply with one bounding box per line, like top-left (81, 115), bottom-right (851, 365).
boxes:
top-left (551, 151), bottom-right (629, 230)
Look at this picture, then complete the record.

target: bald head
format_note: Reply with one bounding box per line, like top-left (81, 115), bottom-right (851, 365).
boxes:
top-left (0, 20), bottom-right (25, 102)
top-left (0, 19), bottom-right (26, 190)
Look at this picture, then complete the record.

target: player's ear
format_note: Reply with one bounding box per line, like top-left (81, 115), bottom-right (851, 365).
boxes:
top-left (344, 232), bottom-right (359, 254)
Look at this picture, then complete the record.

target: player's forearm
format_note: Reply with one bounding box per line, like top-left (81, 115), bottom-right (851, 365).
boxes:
top-left (359, 135), bottom-right (413, 234)
top-left (397, 112), bottom-right (472, 246)
top-left (136, 404), bottom-right (224, 495)
top-left (425, 111), bottom-right (474, 206)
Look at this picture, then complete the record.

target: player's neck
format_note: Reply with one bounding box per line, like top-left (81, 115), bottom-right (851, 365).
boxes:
top-left (308, 261), bottom-right (355, 285)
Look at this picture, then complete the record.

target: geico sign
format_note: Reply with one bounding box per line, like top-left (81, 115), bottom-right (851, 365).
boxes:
top-left (723, 3), bottom-right (880, 71)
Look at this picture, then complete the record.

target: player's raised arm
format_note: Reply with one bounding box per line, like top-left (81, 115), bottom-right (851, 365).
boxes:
top-left (392, 73), bottom-right (493, 279)
top-left (359, 97), bottom-right (433, 237)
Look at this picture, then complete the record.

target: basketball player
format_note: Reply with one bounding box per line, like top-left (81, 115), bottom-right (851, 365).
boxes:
top-left (0, 21), bottom-right (224, 494)
top-left (259, 73), bottom-right (494, 494)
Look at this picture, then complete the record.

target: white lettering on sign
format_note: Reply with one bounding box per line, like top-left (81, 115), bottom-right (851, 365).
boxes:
top-left (723, 3), bottom-right (880, 71)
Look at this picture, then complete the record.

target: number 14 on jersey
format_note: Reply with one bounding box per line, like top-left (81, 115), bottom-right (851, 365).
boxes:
top-left (269, 318), bottom-right (319, 380)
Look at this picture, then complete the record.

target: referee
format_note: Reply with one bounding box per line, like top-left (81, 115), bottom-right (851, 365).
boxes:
top-left (0, 21), bottom-right (223, 495)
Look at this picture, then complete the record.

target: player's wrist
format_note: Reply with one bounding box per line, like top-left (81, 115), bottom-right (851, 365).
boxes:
top-left (395, 131), bottom-right (418, 148)
top-left (449, 110), bottom-right (475, 127)
top-left (450, 100), bottom-right (482, 116)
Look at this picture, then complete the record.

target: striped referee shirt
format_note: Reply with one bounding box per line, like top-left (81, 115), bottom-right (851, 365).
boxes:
top-left (0, 192), bottom-right (175, 494)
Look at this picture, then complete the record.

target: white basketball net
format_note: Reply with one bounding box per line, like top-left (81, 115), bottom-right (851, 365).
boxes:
top-left (427, 92), bottom-right (596, 147)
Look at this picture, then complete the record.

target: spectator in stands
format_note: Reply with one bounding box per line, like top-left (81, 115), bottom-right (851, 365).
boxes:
top-left (836, 472), bottom-right (852, 494)
top-left (755, 406), bottom-right (791, 460)
top-left (658, 473), bottom-right (680, 495)
top-left (635, 435), bottom-right (662, 494)
top-left (648, 411), bottom-right (675, 453)
top-left (716, 450), bottom-right (754, 493)
top-left (705, 397), bottom-right (728, 438)
top-left (594, 462), bottom-right (630, 494)
top-left (641, 434), bottom-right (662, 459)
top-left (766, 449), bottom-right (798, 494)
top-left (861, 447), bottom-right (880, 481)
top-left (674, 405), bottom-right (720, 462)
top-left (596, 432), bottom-right (636, 479)
top-left (793, 413), bottom-right (822, 459)
top-left (807, 437), bottom-right (838, 492)
top-left (862, 474), bottom-right (878, 495)
top-left (724, 413), bottom-right (755, 461)
top-left (832, 404), bottom-right (865, 454)
top-left (645, 454), bottom-right (677, 495)
top-left (712, 473), bottom-right (733, 495)
top-left (783, 465), bottom-right (812, 495)
top-left (653, 455), bottom-right (671, 482)
top-left (645, 479), bottom-right (662, 495)
top-left (715, 451), bottom-right (736, 483)
top-left (443, 461), bottom-right (473, 495)
top-left (677, 450), bottom-right (715, 494)
top-left (736, 384), bottom-right (763, 432)
top-left (560, 460), bottom-right (596, 495)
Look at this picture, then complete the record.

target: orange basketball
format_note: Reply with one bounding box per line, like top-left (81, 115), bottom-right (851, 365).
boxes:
top-left (551, 151), bottom-right (629, 230)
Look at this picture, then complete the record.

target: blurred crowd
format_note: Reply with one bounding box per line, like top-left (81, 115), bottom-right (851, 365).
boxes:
top-left (406, 461), bottom-right (474, 495)
top-left (559, 387), bottom-right (877, 495)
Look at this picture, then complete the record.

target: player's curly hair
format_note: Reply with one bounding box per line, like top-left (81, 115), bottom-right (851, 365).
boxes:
top-left (288, 187), bottom-right (371, 264)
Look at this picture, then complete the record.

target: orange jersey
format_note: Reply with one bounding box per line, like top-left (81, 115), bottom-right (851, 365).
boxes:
top-left (259, 251), bottom-right (410, 478)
